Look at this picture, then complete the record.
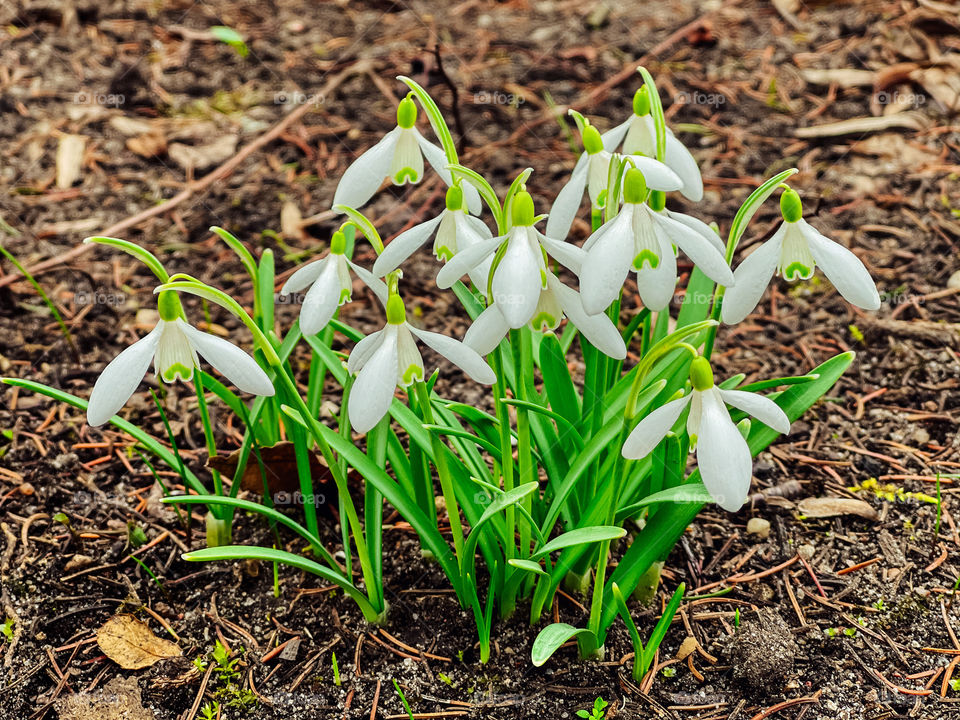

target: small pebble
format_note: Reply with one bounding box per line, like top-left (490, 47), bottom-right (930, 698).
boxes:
top-left (798, 543), bottom-right (816, 561)
top-left (746, 517), bottom-right (770, 539)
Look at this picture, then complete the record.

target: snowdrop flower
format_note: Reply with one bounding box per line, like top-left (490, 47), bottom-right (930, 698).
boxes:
top-left (721, 188), bottom-right (880, 324)
top-left (332, 95), bottom-right (480, 213)
top-left (579, 168), bottom-right (733, 315)
top-left (603, 87), bottom-right (703, 202)
top-left (465, 271), bottom-right (626, 359)
top-left (436, 190), bottom-right (586, 329)
top-left (347, 291), bottom-right (496, 433)
top-left (372, 185), bottom-right (493, 292)
top-left (622, 357), bottom-right (790, 511)
top-left (87, 291), bottom-right (274, 427)
top-left (281, 230), bottom-right (387, 335)
top-left (546, 121), bottom-right (682, 241)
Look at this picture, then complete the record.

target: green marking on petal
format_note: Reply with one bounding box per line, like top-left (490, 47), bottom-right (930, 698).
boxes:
top-left (338, 288), bottom-right (352, 305)
top-left (435, 245), bottom-right (454, 262)
top-left (530, 311), bottom-right (558, 332)
top-left (393, 167), bottom-right (420, 185)
top-left (783, 261), bottom-right (813, 281)
top-left (632, 249), bottom-right (660, 270)
top-left (161, 362), bottom-right (194, 383)
top-left (401, 363), bottom-right (423, 385)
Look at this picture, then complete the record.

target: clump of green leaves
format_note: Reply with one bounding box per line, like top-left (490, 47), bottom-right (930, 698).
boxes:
top-left (577, 697), bottom-right (608, 720)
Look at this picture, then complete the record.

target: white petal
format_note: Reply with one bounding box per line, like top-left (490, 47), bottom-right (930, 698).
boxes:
top-left (696, 389), bottom-right (752, 511)
top-left (544, 154), bottom-right (589, 241)
top-left (581, 210), bottom-right (616, 253)
top-left (408, 326), bottom-right (496, 384)
top-left (579, 209), bottom-right (634, 315)
top-left (332, 128), bottom-right (399, 209)
top-left (347, 328), bottom-right (385, 374)
top-left (601, 118), bottom-right (632, 152)
top-left (652, 211), bottom-right (733, 286)
top-left (665, 130), bottom-right (703, 202)
top-left (390, 129), bottom-right (424, 184)
top-left (548, 274), bottom-right (626, 360)
top-left (453, 213), bottom-right (494, 292)
top-left (621, 395), bottom-right (692, 459)
top-left (299, 257), bottom-right (344, 335)
top-left (461, 178), bottom-right (482, 215)
top-left (281, 256), bottom-right (327, 295)
top-left (623, 155), bottom-right (683, 192)
top-left (349, 326), bottom-right (399, 433)
top-left (539, 232), bottom-right (587, 276)
top-left (436, 233), bottom-right (503, 289)
top-left (720, 226), bottom-right (786, 325)
top-left (623, 115), bottom-right (655, 157)
top-left (464, 305), bottom-right (509, 356)
top-left (373, 212), bottom-right (444, 277)
top-left (635, 232), bottom-right (677, 311)
top-left (414, 129), bottom-right (453, 187)
top-left (178, 321), bottom-right (274, 396)
top-left (345, 258), bottom-right (388, 306)
top-left (665, 210), bottom-right (725, 255)
top-left (86, 324), bottom-right (162, 426)
top-left (800, 220), bottom-right (881, 311)
top-left (719, 389), bottom-right (791, 434)
top-left (492, 228), bottom-right (544, 328)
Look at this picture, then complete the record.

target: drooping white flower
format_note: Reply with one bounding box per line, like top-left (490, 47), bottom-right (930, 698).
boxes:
top-left (545, 121), bottom-right (682, 241)
top-left (603, 86), bottom-right (704, 203)
top-left (332, 96), bottom-right (480, 213)
top-left (281, 230), bottom-right (387, 336)
top-left (87, 291), bottom-right (274, 427)
top-left (622, 357), bottom-right (790, 512)
top-left (347, 292), bottom-right (496, 433)
top-left (721, 188), bottom-right (880, 325)
top-left (436, 190), bottom-right (586, 329)
top-left (464, 271), bottom-right (626, 359)
top-left (579, 168), bottom-right (733, 315)
top-left (372, 184), bottom-right (493, 293)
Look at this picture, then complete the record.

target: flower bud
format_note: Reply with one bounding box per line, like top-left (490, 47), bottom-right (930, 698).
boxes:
top-left (511, 190), bottom-right (535, 227)
top-left (690, 356), bottom-right (714, 391)
top-left (582, 124), bottom-right (604, 155)
top-left (386, 293), bottom-right (406, 325)
top-left (623, 168), bottom-right (648, 204)
top-left (633, 86), bottom-right (651, 117)
top-left (157, 290), bottom-right (182, 322)
top-left (330, 229), bottom-right (347, 255)
top-left (445, 184), bottom-right (464, 212)
top-left (780, 187), bottom-right (803, 223)
top-left (397, 96), bottom-right (417, 129)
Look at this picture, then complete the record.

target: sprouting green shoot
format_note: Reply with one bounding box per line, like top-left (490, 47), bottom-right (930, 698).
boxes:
top-left (1, 617), bottom-right (13, 641)
top-left (210, 26), bottom-right (248, 58)
top-left (331, 651), bottom-right (341, 687)
top-left (576, 697), bottom-right (608, 720)
top-left (393, 679), bottom-right (415, 720)
top-left (130, 555), bottom-right (164, 592)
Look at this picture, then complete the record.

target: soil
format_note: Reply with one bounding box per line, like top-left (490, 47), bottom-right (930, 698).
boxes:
top-left (2, 0), bottom-right (960, 719)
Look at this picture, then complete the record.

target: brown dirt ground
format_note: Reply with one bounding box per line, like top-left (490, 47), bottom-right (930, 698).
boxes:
top-left (2, 0), bottom-right (960, 718)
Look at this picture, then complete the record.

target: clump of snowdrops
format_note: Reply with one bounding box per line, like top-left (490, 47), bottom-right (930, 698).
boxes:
top-left (5, 67), bottom-right (879, 668)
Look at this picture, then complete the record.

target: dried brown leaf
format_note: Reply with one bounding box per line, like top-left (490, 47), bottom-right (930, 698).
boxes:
top-left (796, 497), bottom-right (879, 521)
top-left (96, 615), bottom-right (181, 670)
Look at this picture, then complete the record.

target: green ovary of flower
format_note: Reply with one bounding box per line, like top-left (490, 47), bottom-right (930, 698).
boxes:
top-left (689, 356), bottom-right (714, 391)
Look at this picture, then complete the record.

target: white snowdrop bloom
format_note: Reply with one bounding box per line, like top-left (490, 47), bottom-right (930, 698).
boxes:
top-left (464, 271), bottom-right (626, 359)
top-left (545, 122), bottom-right (682, 241)
top-left (347, 293), bottom-right (496, 433)
top-left (86, 291), bottom-right (274, 427)
top-left (372, 184), bottom-right (493, 293)
top-left (332, 96), bottom-right (480, 213)
top-left (602, 87), bottom-right (704, 203)
top-left (579, 168), bottom-right (733, 315)
top-left (622, 357), bottom-right (790, 512)
top-left (436, 190), bottom-right (587, 329)
top-left (281, 230), bottom-right (388, 335)
top-left (721, 188), bottom-right (880, 325)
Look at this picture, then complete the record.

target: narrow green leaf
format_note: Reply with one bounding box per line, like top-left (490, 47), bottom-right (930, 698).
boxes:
top-left (533, 526), bottom-right (626, 559)
top-left (531, 623), bottom-right (597, 666)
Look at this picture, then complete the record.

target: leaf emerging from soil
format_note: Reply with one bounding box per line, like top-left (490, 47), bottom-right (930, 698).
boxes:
top-left (96, 615), bottom-right (181, 670)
